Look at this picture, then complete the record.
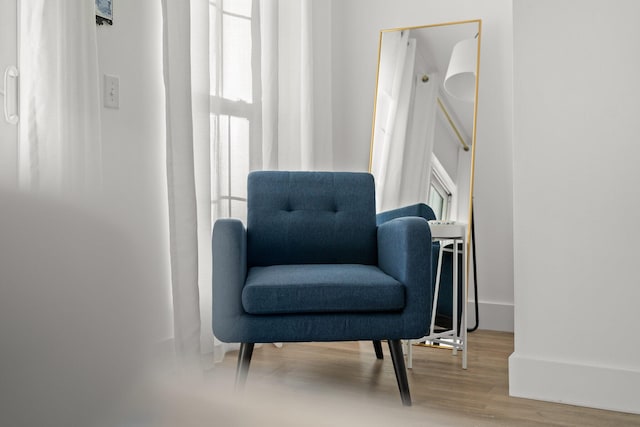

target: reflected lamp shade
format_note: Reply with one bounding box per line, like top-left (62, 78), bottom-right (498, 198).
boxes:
top-left (444, 38), bottom-right (477, 102)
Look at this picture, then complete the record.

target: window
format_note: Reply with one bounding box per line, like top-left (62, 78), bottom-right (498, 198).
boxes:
top-left (428, 175), bottom-right (451, 220)
top-left (209, 0), bottom-right (259, 223)
top-left (428, 154), bottom-right (456, 220)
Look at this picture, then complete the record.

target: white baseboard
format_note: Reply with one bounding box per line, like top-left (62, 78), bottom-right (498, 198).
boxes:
top-left (509, 353), bottom-right (640, 415)
top-left (467, 301), bottom-right (513, 332)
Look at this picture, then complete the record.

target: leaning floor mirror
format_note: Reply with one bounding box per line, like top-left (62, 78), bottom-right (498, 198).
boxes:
top-left (369, 20), bottom-right (481, 232)
top-left (369, 20), bottom-right (481, 368)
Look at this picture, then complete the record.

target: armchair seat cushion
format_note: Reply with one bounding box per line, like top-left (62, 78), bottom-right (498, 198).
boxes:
top-left (242, 264), bottom-right (404, 315)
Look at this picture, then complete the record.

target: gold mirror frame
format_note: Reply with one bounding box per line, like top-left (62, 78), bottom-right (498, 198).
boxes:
top-left (369, 19), bottom-right (481, 247)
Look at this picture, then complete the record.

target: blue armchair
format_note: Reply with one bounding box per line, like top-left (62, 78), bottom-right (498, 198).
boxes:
top-left (212, 171), bottom-right (432, 406)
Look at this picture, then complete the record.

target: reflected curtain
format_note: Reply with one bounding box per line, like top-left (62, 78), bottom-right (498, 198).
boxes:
top-left (372, 31), bottom-right (438, 212)
top-left (399, 71), bottom-right (438, 207)
top-left (19, 0), bottom-right (102, 194)
top-left (372, 30), bottom-right (415, 212)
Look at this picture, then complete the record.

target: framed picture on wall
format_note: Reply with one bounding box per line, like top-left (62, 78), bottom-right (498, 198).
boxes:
top-left (96, 0), bottom-right (113, 26)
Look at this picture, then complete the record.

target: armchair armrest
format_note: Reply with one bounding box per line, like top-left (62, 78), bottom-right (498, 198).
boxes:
top-left (212, 218), bottom-right (247, 342)
top-left (377, 217), bottom-right (433, 335)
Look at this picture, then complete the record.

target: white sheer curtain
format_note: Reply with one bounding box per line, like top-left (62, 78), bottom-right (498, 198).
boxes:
top-left (274, 0), bottom-right (332, 171)
top-left (19, 0), bottom-right (102, 194)
top-left (162, 0), bottom-right (210, 365)
top-left (163, 0), bottom-right (332, 365)
top-left (210, 0), bottom-right (332, 360)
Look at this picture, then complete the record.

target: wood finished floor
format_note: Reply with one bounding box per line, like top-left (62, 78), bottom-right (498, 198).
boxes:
top-left (210, 331), bottom-right (640, 426)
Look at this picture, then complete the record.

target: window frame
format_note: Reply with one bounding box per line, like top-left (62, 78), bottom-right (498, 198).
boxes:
top-left (428, 153), bottom-right (456, 221)
top-left (209, 0), bottom-right (261, 221)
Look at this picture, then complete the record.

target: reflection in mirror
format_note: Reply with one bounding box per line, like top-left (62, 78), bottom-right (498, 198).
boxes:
top-left (369, 20), bottom-right (481, 227)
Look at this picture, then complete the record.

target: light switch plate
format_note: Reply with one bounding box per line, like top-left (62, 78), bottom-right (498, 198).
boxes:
top-left (104, 74), bottom-right (119, 109)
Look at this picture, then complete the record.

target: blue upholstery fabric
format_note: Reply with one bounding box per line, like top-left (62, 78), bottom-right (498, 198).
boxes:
top-left (376, 202), bottom-right (467, 332)
top-left (247, 171), bottom-right (377, 267)
top-left (243, 264), bottom-right (404, 315)
top-left (212, 172), bottom-right (433, 344)
top-left (377, 202), bottom-right (439, 306)
top-left (377, 217), bottom-right (432, 338)
top-left (376, 202), bottom-right (436, 225)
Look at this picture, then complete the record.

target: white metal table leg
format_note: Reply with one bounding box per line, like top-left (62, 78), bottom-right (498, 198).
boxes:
top-left (422, 222), bottom-right (469, 370)
top-left (431, 243), bottom-right (445, 334)
top-left (462, 237), bottom-right (468, 369)
top-left (452, 240), bottom-right (458, 356)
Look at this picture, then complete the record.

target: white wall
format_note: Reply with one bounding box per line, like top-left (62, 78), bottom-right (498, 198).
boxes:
top-left (96, 0), bottom-right (173, 342)
top-left (331, 0), bottom-right (515, 331)
top-left (510, 0), bottom-right (640, 414)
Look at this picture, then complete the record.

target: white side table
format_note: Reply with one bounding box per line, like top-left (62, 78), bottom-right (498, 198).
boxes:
top-left (405, 221), bottom-right (468, 369)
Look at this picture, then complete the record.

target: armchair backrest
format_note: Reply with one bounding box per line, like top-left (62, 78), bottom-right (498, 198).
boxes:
top-left (247, 171), bottom-right (377, 267)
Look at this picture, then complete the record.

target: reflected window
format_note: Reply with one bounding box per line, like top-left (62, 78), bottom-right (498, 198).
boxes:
top-left (428, 154), bottom-right (455, 220)
top-left (428, 178), bottom-right (450, 220)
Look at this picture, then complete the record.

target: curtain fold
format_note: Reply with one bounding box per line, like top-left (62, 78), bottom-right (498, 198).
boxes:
top-left (260, 0), bottom-right (279, 170)
top-left (274, 0), bottom-right (331, 170)
top-left (191, 0), bottom-right (214, 356)
top-left (299, 0), bottom-right (314, 170)
top-left (162, 0), bottom-right (210, 365)
top-left (19, 0), bottom-right (102, 194)
top-left (399, 71), bottom-right (438, 207)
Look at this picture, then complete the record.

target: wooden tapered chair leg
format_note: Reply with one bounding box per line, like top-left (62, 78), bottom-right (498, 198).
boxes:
top-left (373, 340), bottom-right (384, 359)
top-left (388, 339), bottom-right (411, 406)
top-left (235, 343), bottom-right (254, 391)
